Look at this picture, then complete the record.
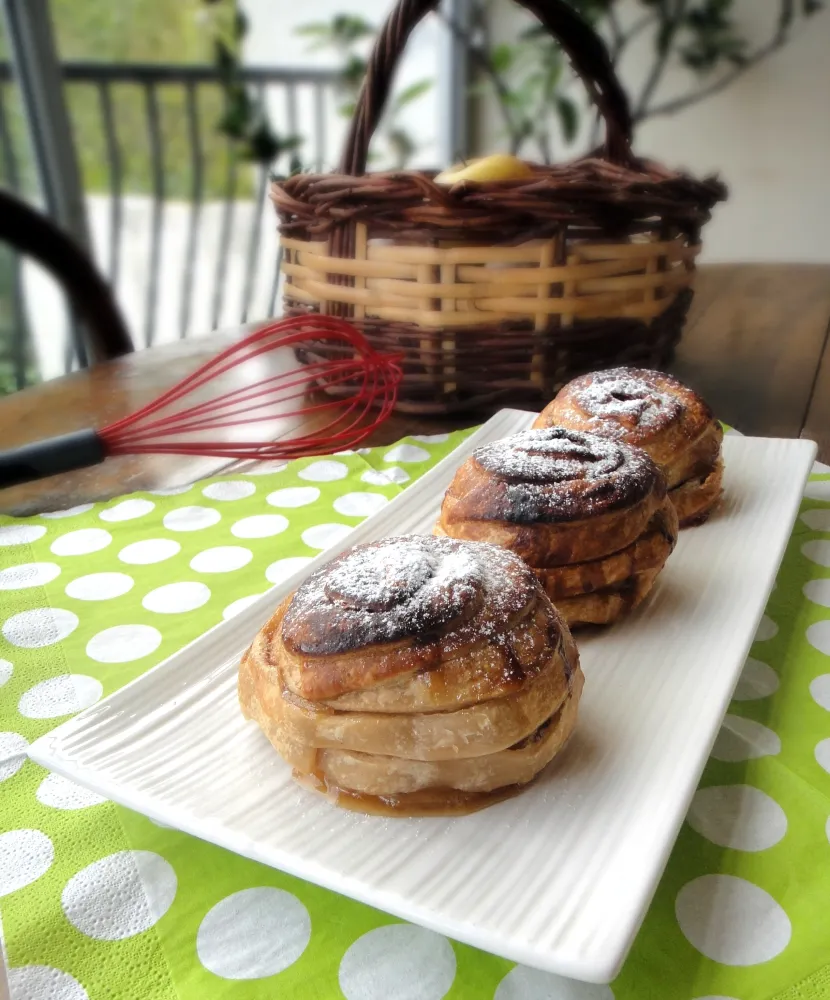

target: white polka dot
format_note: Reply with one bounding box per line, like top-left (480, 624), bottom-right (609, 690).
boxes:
top-left (3, 608), bottom-right (78, 648)
top-left (412, 433), bottom-right (449, 444)
top-left (383, 444), bottom-right (430, 464)
top-left (0, 829), bottom-right (54, 896)
top-left (805, 479), bottom-right (830, 502)
top-left (86, 625), bottom-right (162, 664)
top-left (0, 561), bottom-right (61, 590)
top-left (0, 524), bottom-right (46, 545)
top-left (99, 498), bottom-right (155, 522)
top-left (687, 785), bottom-right (787, 851)
top-left (815, 738), bottom-right (830, 774)
top-left (231, 514), bottom-right (289, 538)
top-left (675, 874), bottom-right (791, 965)
top-left (710, 715), bottom-right (781, 762)
top-left (245, 461), bottom-right (287, 476)
top-left (339, 925), bottom-right (456, 1000)
top-left (50, 528), bottom-right (111, 556)
top-left (149, 485), bottom-right (192, 496)
top-left (196, 887), bottom-right (311, 979)
top-left (333, 492), bottom-right (390, 517)
top-left (803, 579), bottom-right (830, 607)
top-left (810, 674), bottom-right (830, 711)
top-left (494, 966), bottom-right (613, 1000)
top-left (0, 658), bottom-right (12, 686)
top-left (298, 460), bottom-right (348, 482)
top-left (265, 557), bottom-right (313, 585)
top-left (361, 467), bottom-right (410, 486)
top-left (36, 772), bottom-right (107, 810)
top-left (61, 850), bottom-right (176, 940)
top-left (65, 572), bottom-right (134, 602)
top-left (40, 504), bottom-right (95, 519)
top-left (266, 486), bottom-right (320, 508)
top-left (732, 658), bottom-right (779, 701)
top-left (802, 540), bottom-right (830, 567)
top-left (190, 546), bottom-right (252, 574)
top-left (8, 964), bottom-right (89, 1000)
top-left (118, 538), bottom-right (181, 565)
top-left (0, 732), bottom-right (28, 783)
top-left (801, 508), bottom-right (830, 531)
top-left (202, 481), bottom-right (256, 501)
top-left (19, 675), bottom-right (103, 719)
top-left (301, 523), bottom-right (353, 550)
top-left (162, 506), bottom-right (220, 532)
top-left (223, 594), bottom-right (266, 620)
top-left (806, 620), bottom-right (830, 655)
top-left (142, 581), bottom-right (210, 614)
top-left (753, 615), bottom-right (778, 642)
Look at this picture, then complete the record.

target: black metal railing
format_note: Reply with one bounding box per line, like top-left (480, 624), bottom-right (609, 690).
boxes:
top-left (0, 61), bottom-right (341, 388)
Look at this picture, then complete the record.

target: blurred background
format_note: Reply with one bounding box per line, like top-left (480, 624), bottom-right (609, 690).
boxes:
top-left (0, 0), bottom-right (827, 396)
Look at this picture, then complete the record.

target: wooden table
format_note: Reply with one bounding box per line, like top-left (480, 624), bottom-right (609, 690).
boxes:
top-left (1, 263), bottom-right (828, 517)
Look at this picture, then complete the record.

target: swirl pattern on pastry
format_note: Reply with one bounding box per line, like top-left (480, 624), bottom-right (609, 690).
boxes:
top-left (282, 534), bottom-right (536, 659)
top-left (436, 427), bottom-right (677, 626)
top-left (470, 427), bottom-right (661, 524)
top-left (536, 368), bottom-right (709, 447)
top-left (534, 367), bottom-right (724, 527)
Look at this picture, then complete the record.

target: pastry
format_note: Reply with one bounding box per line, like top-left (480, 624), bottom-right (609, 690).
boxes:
top-left (534, 367), bottom-right (723, 527)
top-left (435, 427), bottom-right (678, 627)
top-left (239, 534), bottom-right (582, 816)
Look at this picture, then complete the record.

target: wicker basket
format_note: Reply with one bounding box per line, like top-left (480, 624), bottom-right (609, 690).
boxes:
top-left (271, 0), bottom-right (727, 415)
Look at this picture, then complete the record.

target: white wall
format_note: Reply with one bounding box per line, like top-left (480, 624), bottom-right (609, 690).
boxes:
top-left (480, 0), bottom-right (830, 263)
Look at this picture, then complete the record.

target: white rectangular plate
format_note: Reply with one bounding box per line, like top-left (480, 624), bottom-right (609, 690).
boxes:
top-left (30, 413), bottom-right (816, 984)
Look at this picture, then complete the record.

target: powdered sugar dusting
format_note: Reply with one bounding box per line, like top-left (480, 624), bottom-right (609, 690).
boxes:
top-left (477, 428), bottom-right (624, 482)
top-left (283, 535), bottom-right (537, 656)
top-left (471, 427), bottom-right (660, 523)
top-left (563, 367), bottom-right (684, 440)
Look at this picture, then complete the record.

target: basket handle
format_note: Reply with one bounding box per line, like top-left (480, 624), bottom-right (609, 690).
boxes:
top-left (338, 0), bottom-right (633, 175)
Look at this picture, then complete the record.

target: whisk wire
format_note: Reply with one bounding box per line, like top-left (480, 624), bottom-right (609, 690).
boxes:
top-left (101, 316), bottom-right (402, 461)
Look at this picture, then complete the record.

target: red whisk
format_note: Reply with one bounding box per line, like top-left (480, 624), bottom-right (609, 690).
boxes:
top-left (0, 316), bottom-right (402, 489)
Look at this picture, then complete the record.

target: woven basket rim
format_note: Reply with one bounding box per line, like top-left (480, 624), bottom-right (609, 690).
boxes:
top-left (276, 155), bottom-right (724, 199)
top-left (273, 155), bottom-right (727, 230)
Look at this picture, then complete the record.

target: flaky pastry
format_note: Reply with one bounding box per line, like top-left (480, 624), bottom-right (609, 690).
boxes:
top-left (239, 534), bottom-right (582, 815)
top-left (436, 427), bottom-right (678, 627)
top-left (534, 367), bottom-right (723, 527)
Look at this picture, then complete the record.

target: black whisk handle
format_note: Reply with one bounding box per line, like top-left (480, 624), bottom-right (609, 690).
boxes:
top-left (0, 429), bottom-right (107, 489)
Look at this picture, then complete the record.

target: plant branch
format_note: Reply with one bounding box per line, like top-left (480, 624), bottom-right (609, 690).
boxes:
top-left (640, 3), bottom-right (804, 122)
top-left (635, 0), bottom-right (688, 119)
top-left (627, 10), bottom-right (660, 44)
top-left (606, 5), bottom-right (625, 51)
top-left (640, 33), bottom-right (791, 120)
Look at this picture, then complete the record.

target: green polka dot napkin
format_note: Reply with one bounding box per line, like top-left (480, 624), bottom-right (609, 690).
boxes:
top-left (1, 429), bottom-right (829, 1000)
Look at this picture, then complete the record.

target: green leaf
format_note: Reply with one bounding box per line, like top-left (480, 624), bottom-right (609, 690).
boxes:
top-left (386, 128), bottom-right (416, 169)
top-left (294, 22), bottom-right (332, 36)
top-left (556, 95), bottom-right (579, 143)
top-left (233, 8), bottom-right (248, 40)
top-left (330, 13), bottom-right (376, 45)
top-left (490, 42), bottom-right (516, 73)
top-left (392, 79), bottom-right (432, 112)
top-left (341, 54), bottom-right (367, 89)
